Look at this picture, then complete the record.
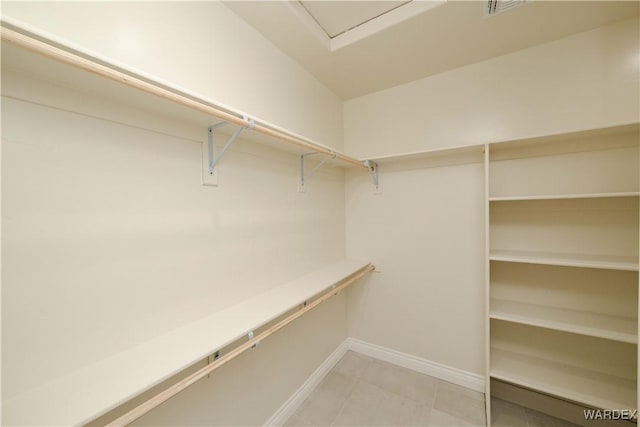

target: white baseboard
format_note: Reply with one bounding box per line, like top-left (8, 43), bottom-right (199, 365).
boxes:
top-left (345, 337), bottom-right (485, 393)
top-left (265, 337), bottom-right (485, 426)
top-left (263, 339), bottom-right (350, 426)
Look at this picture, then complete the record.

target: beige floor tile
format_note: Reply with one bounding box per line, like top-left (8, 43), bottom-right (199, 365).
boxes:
top-left (490, 398), bottom-right (527, 427)
top-left (295, 372), bottom-right (357, 426)
top-left (292, 353), bottom-right (490, 427)
top-left (413, 404), bottom-right (432, 426)
top-left (332, 380), bottom-right (385, 426)
top-left (333, 351), bottom-right (375, 379)
top-left (283, 412), bottom-right (308, 427)
top-left (371, 389), bottom-right (419, 426)
top-left (359, 359), bottom-right (438, 405)
top-left (433, 381), bottom-right (485, 426)
top-left (429, 408), bottom-right (479, 426)
top-left (333, 380), bottom-right (421, 427)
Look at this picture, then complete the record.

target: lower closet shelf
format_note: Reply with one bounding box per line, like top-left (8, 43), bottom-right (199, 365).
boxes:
top-left (490, 299), bottom-right (637, 344)
top-left (491, 348), bottom-right (637, 411)
top-left (489, 249), bottom-right (639, 271)
top-left (3, 259), bottom-right (373, 427)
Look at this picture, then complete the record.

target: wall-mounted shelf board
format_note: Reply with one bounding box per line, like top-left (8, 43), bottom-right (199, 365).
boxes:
top-left (363, 143), bottom-right (484, 164)
top-left (1, 25), bottom-right (359, 169)
top-left (489, 192), bottom-right (640, 202)
top-left (491, 347), bottom-right (636, 411)
top-left (2, 259), bottom-right (372, 426)
top-left (490, 299), bottom-right (637, 344)
top-left (489, 123), bottom-right (640, 160)
top-left (490, 250), bottom-right (638, 271)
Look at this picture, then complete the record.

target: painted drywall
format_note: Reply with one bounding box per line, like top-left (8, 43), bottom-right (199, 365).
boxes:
top-left (344, 17), bottom-right (640, 378)
top-left (344, 17), bottom-right (640, 158)
top-left (1, 1), bottom-right (344, 151)
top-left (345, 158), bottom-right (486, 376)
top-left (1, 3), bottom-right (347, 425)
top-left (1, 70), bottom-right (347, 424)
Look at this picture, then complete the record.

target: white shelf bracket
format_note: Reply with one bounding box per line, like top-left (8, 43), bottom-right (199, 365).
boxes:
top-left (364, 160), bottom-right (380, 191)
top-left (298, 151), bottom-right (337, 192)
top-left (207, 115), bottom-right (255, 176)
top-left (247, 330), bottom-right (259, 349)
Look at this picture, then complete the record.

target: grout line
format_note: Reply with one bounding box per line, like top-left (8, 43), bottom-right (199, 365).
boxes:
top-left (328, 353), bottom-right (360, 427)
top-left (329, 378), bottom-right (358, 427)
top-left (431, 379), bottom-right (439, 420)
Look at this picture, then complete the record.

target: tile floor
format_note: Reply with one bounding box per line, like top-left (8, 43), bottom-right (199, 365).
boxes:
top-left (285, 351), bottom-right (484, 426)
top-left (284, 351), bottom-right (580, 427)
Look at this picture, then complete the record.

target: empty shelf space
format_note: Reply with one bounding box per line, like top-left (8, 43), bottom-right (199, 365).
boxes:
top-left (2, 260), bottom-right (373, 426)
top-left (491, 347), bottom-right (637, 411)
top-left (490, 250), bottom-right (638, 271)
top-left (490, 299), bottom-right (637, 344)
top-left (488, 125), bottom-right (639, 198)
top-left (489, 192), bottom-right (640, 201)
top-left (365, 144), bottom-right (483, 164)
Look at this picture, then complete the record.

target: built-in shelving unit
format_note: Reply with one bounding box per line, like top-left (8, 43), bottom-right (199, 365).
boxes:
top-left (486, 123), bottom-right (640, 424)
top-left (2, 260), bottom-right (373, 426)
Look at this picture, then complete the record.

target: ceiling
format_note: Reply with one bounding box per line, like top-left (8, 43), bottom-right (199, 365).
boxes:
top-left (224, 1), bottom-right (639, 100)
top-left (300, 1), bottom-right (409, 38)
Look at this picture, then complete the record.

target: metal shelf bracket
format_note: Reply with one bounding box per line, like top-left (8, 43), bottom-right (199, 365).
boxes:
top-left (364, 160), bottom-right (380, 191)
top-left (298, 151), bottom-right (337, 192)
top-left (207, 115), bottom-right (255, 176)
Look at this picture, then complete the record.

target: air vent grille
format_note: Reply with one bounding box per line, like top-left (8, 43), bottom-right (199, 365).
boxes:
top-left (487, 0), bottom-right (527, 15)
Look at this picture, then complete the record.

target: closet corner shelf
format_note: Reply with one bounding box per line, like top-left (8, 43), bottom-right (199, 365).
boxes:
top-left (489, 250), bottom-right (639, 271)
top-left (488, 192), bottom-right (640, 202)
top-left (490, 299), bottom-right (637, 344)
top-left (491, 347), bottom-right (637, 411)
top-left (362, 143), bottom-right (484, 164)
top-left (2, 259), bottom-right (372, 427)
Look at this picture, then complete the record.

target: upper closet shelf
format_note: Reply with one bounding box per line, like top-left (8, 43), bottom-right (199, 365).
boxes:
top-left (363, 144), bottom-right (484, 164)
top-left (2, 260), bottom-right (373, 426)
top-left (489, 123), bottom-right (640, 159)
top-left (490, 250), bottom-right (639, 271)
top-left (0, 22), bottom-right (366, 171)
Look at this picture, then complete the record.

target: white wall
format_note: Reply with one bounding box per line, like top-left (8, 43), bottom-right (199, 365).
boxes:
top-left (345, 157), bottom-right (486, 376)
top-left (344, 17), bottom-right (639, 158)
top-left (344, 17), bottom-right (640, 378)
top-left (1, 1), bottom-right (343, 151)
top-left (1, 2), bottom-right (346, 425)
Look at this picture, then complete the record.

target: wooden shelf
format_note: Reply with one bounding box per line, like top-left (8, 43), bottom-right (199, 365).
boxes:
top-left (490, 299), bottom-right (637, 344)
top-left (489, 192), bottom-right (640, 202)
top-left (2, 260), bottom-right (372, 426)
top-left (491, 347), bottom-right (637, 411)
top-left (490, 249), bottom-right (638, 271)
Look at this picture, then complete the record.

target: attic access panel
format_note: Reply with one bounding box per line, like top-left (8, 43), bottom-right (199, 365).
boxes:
top-left (299, 0), bottom-right (410, 38)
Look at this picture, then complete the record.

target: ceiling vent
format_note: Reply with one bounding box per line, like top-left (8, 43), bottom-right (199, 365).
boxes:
top-left (486, 0), bottom-right (527, 16)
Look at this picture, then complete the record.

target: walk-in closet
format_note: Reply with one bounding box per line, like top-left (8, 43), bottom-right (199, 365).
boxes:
top-left (2, 1), bottom-right (639, 426)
